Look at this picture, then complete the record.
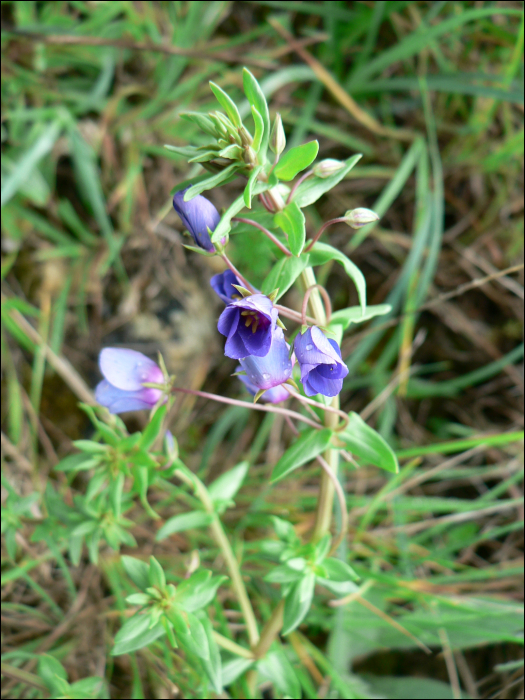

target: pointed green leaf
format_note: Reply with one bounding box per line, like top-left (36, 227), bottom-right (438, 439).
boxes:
top-left (251, 105), bottom-right (264, 152)
top-left (282, 572), bottom-right (316, 635)
top-left (243, 164), bottom-right (263, 208)
top-left (261, 254), bottom-right (310, 300)
top-left (271, 428), bottom-right (333, 483)
top-left (293, 154), bottom-right (362, 208)
top-left (184, 164), bottom-right (239, 201)
top-left (243, 68), bottom-right (270, 160)
top-left (209, 82), bottom-right (242, 128)
top-left (273, 140), bottom-right (319, 181)
top-left (337, 412), bottom-right (399, 473)
top-left (208, 461), bottom-right (249, 512)
top-left (148, 556), bottom-right (166, 589)
top-left (274, 201), bottom-right (305, 256)
top-left (156, 511), bottom-right (213, 541)
top-left (211, 192), bottom-right (247, 243)
top-left (123, 578), bottom-right (150, 604)
top-left (112, 613), bottom-right (165, 655)
top-left (329, 304), bottom-right (392, 330)
top-left (257, 648), bottom-right (301, 699)
top-left (199, 615), bottom-right (223, 693)
top-left (167, 608), bottom-right (210, 660)
top-left (139, 404), bottom-right (167, 451)
top-left (180, 112), bottom-right (219, 137)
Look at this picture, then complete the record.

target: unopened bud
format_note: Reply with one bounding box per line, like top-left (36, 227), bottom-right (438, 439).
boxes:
top-left (269, 113), bottom-right (286, 156)
top-left (243, 146), bottom-right (258, 166)
top-left (238, 124), bottom-right (253, 147)
top-left (313, 159), bottom-right (345, 178)
top-left (344, 207), bottom-right (380, 229)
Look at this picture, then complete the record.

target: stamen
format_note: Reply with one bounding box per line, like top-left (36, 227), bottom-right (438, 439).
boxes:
top-left (245, 317), bottom-right (252, 327)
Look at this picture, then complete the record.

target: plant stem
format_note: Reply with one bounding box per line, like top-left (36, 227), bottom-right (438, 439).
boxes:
top-left (300, 266), bottom-right (341, 542)
top-left (252, 600), bottom-right (284, 659)
top-left (233, 217), bottom-right (292, 256)
top-left (213, 631), bottom-right (254, 659)
top-left (174, 467), bottom-right (260, 647)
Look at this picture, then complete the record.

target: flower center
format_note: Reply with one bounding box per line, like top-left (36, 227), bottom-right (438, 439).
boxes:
top-left (241, 309), bottom-right (261, 334)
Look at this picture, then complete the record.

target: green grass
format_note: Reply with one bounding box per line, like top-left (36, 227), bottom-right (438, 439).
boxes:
top-left (1, 2), bottom-right (523, 698)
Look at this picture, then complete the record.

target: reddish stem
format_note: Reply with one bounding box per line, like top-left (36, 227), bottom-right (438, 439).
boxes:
top-left (304, 217), bottom-right (349, 252)
top-left (171, 386), bottom-right (323, 430)
top-left (301, 284), bottom-right (332, 326)
top-left (220, 253), bottom-right (257, 293)
top-left (286, 169), bottom-right (314, 205)
top-left (233, 217), bottom-right (292, 257)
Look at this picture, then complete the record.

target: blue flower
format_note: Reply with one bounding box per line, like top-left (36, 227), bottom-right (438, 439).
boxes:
top-left (236, 327), bottom-right (292, 402)
top-left (173, 187), bottom-right (221, 252)
top-left (210, 270), bottom-right (241, 304)
top-left (294, 327), bottom-right (348, 397)
top-left (218, 293), bottom-right (278, 359)
top-left (95, 348), bottom-right (165, 414)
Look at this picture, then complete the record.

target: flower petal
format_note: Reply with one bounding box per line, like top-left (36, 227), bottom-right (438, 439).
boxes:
top-left (99, 348), bottom-right (163, 391)
top-left (95, 380), bottom-right (156, 414)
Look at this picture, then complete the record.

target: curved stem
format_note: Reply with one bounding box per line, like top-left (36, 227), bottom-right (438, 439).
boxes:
top-left (174, 468), bottom-right (260, 647)
top-left (286, 169), bottom-right (314, 205)
top-left (233, 217), bottom-right (292, 257)
top-left (304, 217), bottom-right (349, 252)
top-left (220, 253), bottom-right (257, 293)
top-left (274, 303), bottom-right (317, 326)
top-left (301, 284), bottom-right (332, 326)
top-left (283, 385), bottom-right (349, 431)
top-left (171, 386), bottom-right (323, 430)
top-left (258, 192), bottom-right (274, 212)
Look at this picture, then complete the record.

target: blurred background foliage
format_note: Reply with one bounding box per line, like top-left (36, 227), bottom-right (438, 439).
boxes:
top-left (1, 1), bottom-right (524, 698)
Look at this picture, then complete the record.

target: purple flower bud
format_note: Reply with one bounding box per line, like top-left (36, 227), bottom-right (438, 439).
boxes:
top-left (173, 187), bottom-right (221, 252)
top-left (237, 373), bottom-right (290, 404)
top-left (239, 326), bottom-right (292, 389)
top-left (293, 327), bottom-right (349, 397)
top-left (218, 293), bottom-right (278, 359)
top-left (95, 348), bottom-right (165, 414)
top-left (210, 270), bottom-right (241, 304)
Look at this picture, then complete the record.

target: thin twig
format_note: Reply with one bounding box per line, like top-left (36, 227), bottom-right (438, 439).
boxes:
top-left (304, 217), bottom-right (349, 252)
top-left (315, 453), bottom-right (348, 555)
top-left (233, 217), bottom-right (292, 256)
top-left (301, 284), bottom-right (332, 325)
top-left (286, 169), bottom-right (314, 205)
top-left (171, 386), bottom-right (323, 430)
top-left (283, 385), bottom-right (349, 431)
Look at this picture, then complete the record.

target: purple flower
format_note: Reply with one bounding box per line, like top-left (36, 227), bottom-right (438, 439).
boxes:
top-left (294, 327), bottom-right (349, 397)
top-left (210, 270), bottom-right (241, 304)
top-left (95, 348), bottom-right (165, 414)
top-left (173, 187), bottom-right (221, 252)
top-left (218, 293), bottom-right (278, 359)
top-left (236, 327), bottom-right (292, 403)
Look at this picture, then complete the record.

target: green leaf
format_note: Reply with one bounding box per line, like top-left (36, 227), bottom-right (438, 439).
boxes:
top-left (273, 141), bottom-right (319, 181)
top-left (308, 241), bottom-right (366, 313)
top-left (293, 154), bottom-right (362, 208)
top-left (337, 412), bottom-right (399, 473)
top-left (209, 82), bottom-right (242, 128)
top-left (261, 254), bottom-right (310, 300)
top-left (37, 654), bottom-right (68, 693)
top-left (148, 556), bottom-right (166, 589)
top-left (179, 112), bottom-right (219, 137)
top-left (208, 461), bottom-right (249, 513)
top-left (221, 657), bottom-right (254, 687)
top-left (112, 613), bottom-right (165, 656)
top-left (282, 572), bottom-right (316, 635)
top-left (274, 201), bottom-right (305, 256)
top-left (243, 164), bottom-right (263, 209)
top-left (211, 193), bottom-right (246, 243)
top-left (164, 144), bottom-right (203, 159)
top-left (122, 556), bottom-right (150, 591)
top-left (243, 68), bottom-right (270, 161)
top-left (125, 592), bottom-right (151, 606)
top-left (108, 472), bottom-right (125, 520)
top-left (265, 563), bottom-right (306, 584)
top-left (322, 557), bottom-right (359, 582)
top-left (53, 453), bottom-right (101, 472)
top-left (329, 304), bottom-right (392, 330)
top-left (271, 428), bottom-right (333, 483)
top-left (175, 570), bottom-right (227, 613)
top-left (139, 404), bottom-right (167, 451)
top-left (167, 608), bottom-right (210, 660)
top-left (155, 511), bottom-right (213, 541)
top-left (184, 164), bottom-right (239, 201)
top-left (72, 440), bottom-right (108, 454)
top-left (67, 676), bottom-right (108, 699)
top-left (257, 648), bottom-right (301, 699)
top-left (251, 106), bottom-right (264, 152)
top-left (1, 120), bottom-right (62, 207)
top-left (199, 615), bottom-right (223, 693)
